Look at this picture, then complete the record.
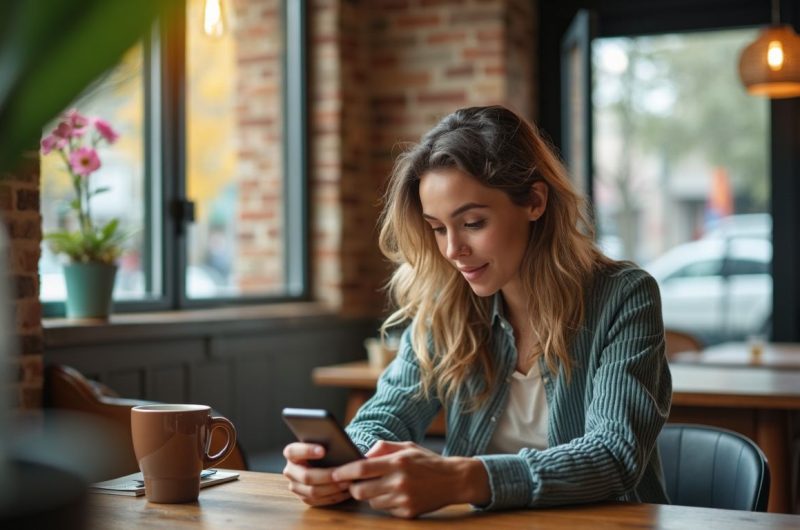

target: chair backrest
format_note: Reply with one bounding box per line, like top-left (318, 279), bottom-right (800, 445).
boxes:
top-left (44, 364), bottom-right (248, 476)
top-left (664, 329), bottom-right (703, 359)
top-left (657, 423), bottom-right (770, 512)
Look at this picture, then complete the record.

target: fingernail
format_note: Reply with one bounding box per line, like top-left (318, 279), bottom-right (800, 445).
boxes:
top-left (314, 446), bottom-right (324, 455)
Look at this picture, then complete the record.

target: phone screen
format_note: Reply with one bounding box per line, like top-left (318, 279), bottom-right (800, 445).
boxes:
top-left (282, 408), bottom-right (364, 467)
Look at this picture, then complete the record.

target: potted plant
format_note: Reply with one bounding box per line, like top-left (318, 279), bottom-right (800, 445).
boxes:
top-left (40, 109), bottom-right (129, 319)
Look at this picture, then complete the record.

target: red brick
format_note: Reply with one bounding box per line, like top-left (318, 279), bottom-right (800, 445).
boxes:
top-left (0, 185), bottom-right (11, 210)
top-left (450, 9), bottom-right (503, 25)
top-left (373, 0), bottom-right (409, 9)
top-left (19, 334), bottom-right (44, 355)
top-left (445, 64), bottom-right (475, 78)
top-left (420, 0), bottom-right (463, 6)
top-left (394, 14), bottom-right (441, 29)
top-left (15, 189), bottom-right (38, 211)
top-left (16, 298), bottom-right (42, 331)
top-left (427, 31), bottom-right (467, 45)
top-left (7, 217), bottom-right (41, 240)
top-left (417, 90), bottom-right (467, 105)
top-left (485, 65), bottom-right (506, 76)
top-left (463, 47), bottom-right (502, 60)
top-left (14, 275), bottom-right (37, 298)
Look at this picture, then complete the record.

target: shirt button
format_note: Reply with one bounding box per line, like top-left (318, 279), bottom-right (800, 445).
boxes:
top-left (543, 377), bottom-right (550, 384)
top-left (490, 416), bottom-right (497, 423)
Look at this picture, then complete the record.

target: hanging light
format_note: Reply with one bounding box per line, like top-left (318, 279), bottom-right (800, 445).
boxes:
top-left (738, 0), bottom-right (800, 98)
top-left (203, 0), bottom-right (225, 38)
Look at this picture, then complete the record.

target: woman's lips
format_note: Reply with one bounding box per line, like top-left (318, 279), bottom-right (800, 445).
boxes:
top-left (459, 263), bottom-right (488, 281)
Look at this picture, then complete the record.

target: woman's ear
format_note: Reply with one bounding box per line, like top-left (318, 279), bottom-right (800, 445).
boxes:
top-left (528, 181), bottom-right (548, 221)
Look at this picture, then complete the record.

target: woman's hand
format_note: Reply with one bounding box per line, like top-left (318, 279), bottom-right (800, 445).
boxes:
top-left (282, 442), bottom-right (353, 506)
top-left (331, 440), bottom-right (491, 518)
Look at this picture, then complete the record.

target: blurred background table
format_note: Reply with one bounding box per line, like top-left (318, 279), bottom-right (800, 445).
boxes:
top-left (670, 341), bottom-right (800, 369)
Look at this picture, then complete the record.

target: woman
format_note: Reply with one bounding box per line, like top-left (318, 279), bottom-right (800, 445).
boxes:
top-left (283, 105), bottom-right (672, 518)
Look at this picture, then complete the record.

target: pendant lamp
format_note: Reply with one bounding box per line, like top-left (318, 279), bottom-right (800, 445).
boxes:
top-left (203, 0), bottom-right (225, 38)
top-left (738, 0), bottom-right (800, 98)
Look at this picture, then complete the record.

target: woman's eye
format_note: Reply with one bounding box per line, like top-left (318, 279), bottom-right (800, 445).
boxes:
top-left (464, 219), bottom-right (486, 230)
top-left (431, 226), bottom-right (446, 235)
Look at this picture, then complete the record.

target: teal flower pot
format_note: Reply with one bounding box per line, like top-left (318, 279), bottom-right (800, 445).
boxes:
top-left (63, 263), bottom-right (117, 319)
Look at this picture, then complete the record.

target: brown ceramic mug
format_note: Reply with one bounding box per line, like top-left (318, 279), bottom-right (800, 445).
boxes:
top-left (131, 404), bottom-right (237, 503)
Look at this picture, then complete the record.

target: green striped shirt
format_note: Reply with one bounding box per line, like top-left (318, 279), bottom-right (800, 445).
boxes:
top-left (346, 265), bottom-right (672, 510)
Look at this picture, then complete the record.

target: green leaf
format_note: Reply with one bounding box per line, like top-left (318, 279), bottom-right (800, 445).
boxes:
top-left (0, 0), bottom-right (180, 173)
top-left (91, 186), bottom-right (111, 196)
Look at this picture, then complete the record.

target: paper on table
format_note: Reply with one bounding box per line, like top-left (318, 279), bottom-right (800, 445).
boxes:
top-left (90, 469), bottom-right (239, 496)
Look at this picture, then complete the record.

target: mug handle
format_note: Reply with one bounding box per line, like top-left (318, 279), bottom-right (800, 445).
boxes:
top-left (203, 416), bottom-right (237, 468)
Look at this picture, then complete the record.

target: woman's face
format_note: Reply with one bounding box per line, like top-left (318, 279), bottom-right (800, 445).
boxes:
top-left (418, 167), bottom-right (545, 298)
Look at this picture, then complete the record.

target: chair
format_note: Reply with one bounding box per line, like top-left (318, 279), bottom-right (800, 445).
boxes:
top-left (43, 364), bottom-right (248, 477)
top-left (657, 423), bottom-right (770, 512)
top-left (664, 329), bottom-right (702, 359)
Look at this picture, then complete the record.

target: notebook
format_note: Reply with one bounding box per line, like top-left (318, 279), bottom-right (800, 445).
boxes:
top-left (90, 469), bottom-right (239, 496)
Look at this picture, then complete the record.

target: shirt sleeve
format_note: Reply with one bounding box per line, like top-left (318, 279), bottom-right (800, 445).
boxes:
top-left (345, 326), bottom-right (442, 453)
top-left (476, 270), bottom-right (672, 509)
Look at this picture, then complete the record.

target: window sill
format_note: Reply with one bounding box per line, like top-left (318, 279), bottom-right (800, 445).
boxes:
top-left (43, 302), bottom-right (344, 347)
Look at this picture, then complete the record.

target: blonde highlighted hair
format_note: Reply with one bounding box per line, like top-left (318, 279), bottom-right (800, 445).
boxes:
top-left (379, 105), bottom-right (614, 408)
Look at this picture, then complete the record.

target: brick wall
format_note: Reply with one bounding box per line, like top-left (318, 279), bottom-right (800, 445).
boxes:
top-left (311, 0), bottom-right (538, 316)
top-left (232, 0), bottom-right (285, 293)
top-left (0, 152), bottom-right (44, 410)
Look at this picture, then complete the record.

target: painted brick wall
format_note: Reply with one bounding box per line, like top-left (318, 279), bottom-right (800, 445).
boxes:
top-left (1, 152), bottom-right (44, 410)
top-left (310, 0), bottom-right (538, 316)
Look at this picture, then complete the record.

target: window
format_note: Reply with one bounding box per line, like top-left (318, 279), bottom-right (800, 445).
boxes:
top-left (592, 29), bottom-right (771, 344)
top-left (669, 260), bottom-right (723, 281)
top-left (40, 45), bottom-right (151, 303)
top-left (40, 0), bottom-right (306, 315)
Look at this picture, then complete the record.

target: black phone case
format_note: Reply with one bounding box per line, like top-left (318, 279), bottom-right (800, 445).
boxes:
top-left (281, 408), bottom-right (364, 467)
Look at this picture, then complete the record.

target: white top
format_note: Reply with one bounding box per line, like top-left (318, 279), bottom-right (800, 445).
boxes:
top-left (485, 361), bottom-right (549, 454)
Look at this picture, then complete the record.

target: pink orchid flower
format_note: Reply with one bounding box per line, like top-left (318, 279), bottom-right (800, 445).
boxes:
top-left (53, 121), bottom-right (72, 140)
top-left (93, 118), bottom-right (119, 144)
top-left (40, 135), bottom-right (58, 155)
top-left (65, 109), bottom-right (90, 137)
top-left (69, 147), bottom-right (101, 177)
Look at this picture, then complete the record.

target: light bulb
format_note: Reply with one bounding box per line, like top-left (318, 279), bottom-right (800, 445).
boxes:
top-left (767, 40), bottom-right (784, 70)
top-left (203, 0), bottom-right (225, 38)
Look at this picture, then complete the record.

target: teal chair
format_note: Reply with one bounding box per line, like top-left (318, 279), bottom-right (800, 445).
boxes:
top-left (658, 424), bottom-right (770, 512)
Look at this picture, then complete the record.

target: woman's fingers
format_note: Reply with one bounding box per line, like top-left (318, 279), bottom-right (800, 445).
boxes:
top-left (289, 479), bottom-right (351, 499)
top-left (365, 440), bottom-right (415, 458)
top-left (300, 489), bottom-right (353, 507)
top-left (282, 460), bottom-right (338, 485)
top-left (283, 442), bottom-right (325, 463)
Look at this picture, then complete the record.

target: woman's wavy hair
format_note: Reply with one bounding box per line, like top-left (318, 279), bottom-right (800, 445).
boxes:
top-left (379, 105), bottom-right (613, 408)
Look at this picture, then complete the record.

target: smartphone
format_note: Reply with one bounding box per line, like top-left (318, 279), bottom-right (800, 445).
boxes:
top-left (281, 408), bottom-right (364, 467)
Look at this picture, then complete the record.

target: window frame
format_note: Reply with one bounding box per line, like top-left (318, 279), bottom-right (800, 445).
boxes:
top-left (43, 0), bottom-right (308, 317)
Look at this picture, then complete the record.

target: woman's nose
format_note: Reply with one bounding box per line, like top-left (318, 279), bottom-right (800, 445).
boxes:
top-left (445, 235), bottom-right (469, 260)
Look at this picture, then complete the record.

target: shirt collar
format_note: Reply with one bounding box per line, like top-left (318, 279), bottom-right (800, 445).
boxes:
top-left (491, 291), bottom-right (505, 324)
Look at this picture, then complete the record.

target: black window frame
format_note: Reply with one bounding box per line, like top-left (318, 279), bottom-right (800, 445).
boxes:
top-left (43, 0), bottom-right (308, 317)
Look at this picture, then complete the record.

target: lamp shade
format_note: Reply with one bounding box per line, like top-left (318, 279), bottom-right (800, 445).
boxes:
top-left (739, 24), bottom-right (800, 98)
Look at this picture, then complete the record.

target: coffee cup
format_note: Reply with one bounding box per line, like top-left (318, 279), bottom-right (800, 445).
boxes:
top-left (364, 337), bottom-right (398, 369)
top-left (131, 404), bottom-right (237, 503)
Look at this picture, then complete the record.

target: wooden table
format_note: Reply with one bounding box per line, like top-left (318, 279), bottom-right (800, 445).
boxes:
top-left (313, 361), bottom-right (800, 514)
top-left (87, 471), bottom-right (800, 529)
top-left (670, 341), bottom-right (800, 369)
